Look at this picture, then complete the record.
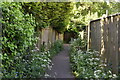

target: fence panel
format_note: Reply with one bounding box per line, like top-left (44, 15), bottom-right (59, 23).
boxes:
top-left (118, 16), bottom-right (120, 73)
top-left (89, 14), bottom-right (120, 74)
top-left (37, 27), bottom-right (63, 49)
top-left (90, 21), bottom-right (101, 53)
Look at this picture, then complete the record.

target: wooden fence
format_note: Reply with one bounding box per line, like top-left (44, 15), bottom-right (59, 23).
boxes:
top-left (88, 13), bottom-right (120, 74)
top-left (37, 27), bottom-right (63, 49)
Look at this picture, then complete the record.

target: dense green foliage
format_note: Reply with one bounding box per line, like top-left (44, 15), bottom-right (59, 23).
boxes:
top-left (1, 1), bottom-right (120, 78)
top-left (22, 2), bottom-right (73, 33)
top-left (1, 2), bottom-right (36, 78)
top-left (70, 37), bottom-right (117, 78)
top-left (8, 2), bottom-right (120, 34)
top-left (1, 2), bottom-right (63, 78)
top-left (49, 40), bottom-right (63, 58)
top-left (68, 2), bottom-right (120, 33)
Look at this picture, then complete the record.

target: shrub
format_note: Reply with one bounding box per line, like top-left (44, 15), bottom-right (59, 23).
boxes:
top-left (1, 2), bottom-right (63, 78)
top-left (70, 36), bottom-right (87, 51)
top-left (49, 40), bottom-right (63, 58)
top-left (1, 39), bottom-right (62, 78)
top-left (70, 37), bottom-right (117, 78)
top-left (1, 2), bottom-right (37, 78)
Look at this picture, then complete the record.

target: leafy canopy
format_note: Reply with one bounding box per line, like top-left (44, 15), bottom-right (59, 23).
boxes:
top-left (68, 2), bottom-right (120, 33)
top-left (22, 2), bottom-right (73, 33)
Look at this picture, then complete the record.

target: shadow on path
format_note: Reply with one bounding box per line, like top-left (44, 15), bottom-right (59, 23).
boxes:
top-left (46, 44), bottom-right (74, 78)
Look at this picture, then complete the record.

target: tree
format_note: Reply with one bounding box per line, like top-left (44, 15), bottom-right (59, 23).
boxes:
top-left (22, 2), bottom-right (73, 33)
top-left (68, 2), bottom-right (120, 34)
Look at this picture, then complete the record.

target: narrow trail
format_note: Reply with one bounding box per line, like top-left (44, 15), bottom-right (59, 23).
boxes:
top-left (46, 44), bottom-right (74, 78)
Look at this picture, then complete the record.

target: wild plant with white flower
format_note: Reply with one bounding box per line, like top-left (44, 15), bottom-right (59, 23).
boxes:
top-left (70, 37), bottom-right (118, 79)
top-left (2, 40), bottom-right (63, 78)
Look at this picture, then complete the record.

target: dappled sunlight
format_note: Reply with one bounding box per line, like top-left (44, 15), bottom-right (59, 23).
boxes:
top-left (89, 13), bottom-right (120, 74)
top-left (1, 2), bottom-right (120, 78)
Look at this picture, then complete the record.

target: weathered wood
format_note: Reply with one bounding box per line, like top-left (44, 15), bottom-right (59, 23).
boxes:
top-left (117, 16), bottom-right (120, 72)
top-left (52, 28), bottom-right (56, 43)
top-left (58, 33), bottom-right (63, 41)
top-left (89, 13), bottom-right (120, 74)
top-left (37, 27), bottom-right (63, 49)
top-left (87, 24), bottom-right (90, 51)
top-left (55, 31), bottom-right (59, 41)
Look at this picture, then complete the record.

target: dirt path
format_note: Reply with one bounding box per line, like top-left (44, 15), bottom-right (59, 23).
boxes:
top-left (46, 44), bottom-right (74, 78)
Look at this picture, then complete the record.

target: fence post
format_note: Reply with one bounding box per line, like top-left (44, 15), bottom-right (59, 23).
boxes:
top-left (117, 16), bottom-right (120, 74)
top-left (87, 22), bottom-right (90, 51)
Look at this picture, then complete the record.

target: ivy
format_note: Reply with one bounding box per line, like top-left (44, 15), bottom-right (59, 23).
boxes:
top-left (1, 2), bottom-right (36, 78)
top-left (1, 3), bottom-right (64, 78)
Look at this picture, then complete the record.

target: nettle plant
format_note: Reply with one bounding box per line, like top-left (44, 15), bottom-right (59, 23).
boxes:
top-left (70, 37), bottom-right (117, 78)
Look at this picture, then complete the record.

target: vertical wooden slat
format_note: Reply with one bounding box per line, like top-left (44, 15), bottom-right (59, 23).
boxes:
top-left (87, 24), bottom-right (90, 50)
top-left (118, 16), bottom-right (120, 72)
top-left (52, 29), bottom-right (55, 43)
top-left (97, 21), bottom-right (101, 53)
top-left (37, 30), bottom-right (41, 49)
top-left (89, 14), bottom-right (120, 74)
top-left (100, 18), bottom-right (105, 61)
top-left (107, 16), bottom-right (116, 73)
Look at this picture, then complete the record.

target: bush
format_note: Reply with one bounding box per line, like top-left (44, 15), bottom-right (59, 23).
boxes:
top-left (1, 2), bottom-right (63, 78)
top-left (27, 40), bottom-right (63, 78)
top-left (1, 2), bottom-right (37, 78)
top-left (70, 36), bottom-right (87, 51)
top-left (49, 40), bottom-right (63, 58)
top-left (70, 37), bottom-right (117, 78)
top-left (1, 39), bottom-right (63, 78)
